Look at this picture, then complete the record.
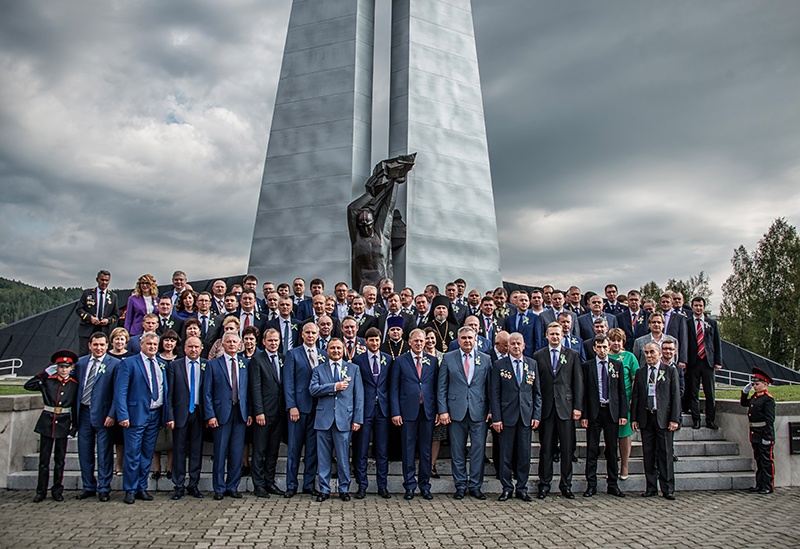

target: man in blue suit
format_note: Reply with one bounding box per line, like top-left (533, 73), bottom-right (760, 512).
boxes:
top-left (74, 332), bottom-right (120, 502)
top-left (437, 326), bottom-right (492, 500)
top-left (615, 290), bottom-right (650, 351)
top-left (448, 316), bottom-right (491, 354)
top-left (167, 336), bottom-right (206, 500)
top-left (352, 327), bottom-right (393, 499)
top-left (267, 296), bottom-right (300, 355)
top-left (115, 331), bottom-right (170, 504)
top-left (558, 313), bottom-right (586, 361)
top-left (203, 332), bottom-right (251, 500)
top-left (390, 328), bottom-right (438, 500)
top-left (503, 292), bottom-right (544, 356)
top-left (283, 322), bottom-right (325, 498)
top-left (309, 338), bottom-right (364, 501)
top-left (577, 294), bottom-right (619, 340)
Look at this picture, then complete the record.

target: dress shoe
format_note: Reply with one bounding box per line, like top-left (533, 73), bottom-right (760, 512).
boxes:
top-left (403, 490), bottom-right (415, 500)
top-left (561, 490), bottom-right (575, 499)
top-left (339, 492), bottom-right (350, 502)
top-left (316, 493), bottom-right (330, 502)
top-left (75, 491), bottom-right (96, 500)
top-left (302, 487), bottom-right (321, 497)
top-left (267, 484), bottom-right (285, 496)
top-left (225, 490), bottom-right (242, 499)
top-left (421, 490), bottom-right (433, 500)
top-left (253, 487), bottom-right (270, 498)
top-left (171, 489), bottom-right (185, 500)
top-left (354, 488), bottom-right (367, 500)
top-left (430, 465), bottom-right (440, 479)
top-left (673, 455), bottom-right (680, 462)
top-left (747, 486), bottom-right (762, 493)
top-left (516, 492), bottom-right (532, 502)
top-left (537, 490), bottom-right (549, 500)
top-left (498, 490), bottom-right (512, 502)
top-left (453, 489), bottom-right (466, 500)
top-left (378, 487), bottom-right (391, 499)
top-left (553, 454), bottom-right (560, 463)
top-left (124, 491), bottom-right (136, 504)
top-left (151, 471), bottom-right (161, 480)
top-left (213, 492), bottom-right (225, 501)
top-left (758, 488), bottom-right (773, 494)
top-left (52, 492), bottom-right (64, 502)
top-left (187, 487), bottom-right (204, 499)
top-left (583, 487), bottom-right (596, 498)
top-left (283, 488), bottom-right (297, 498)
top-left (663, 493), bottom-right (676, 500)
top-left (642, 491), bottom-right (658, 497)
top-left (607, 487), bottom-right (626, 497)
top-left (469, 489), bottom-right (487, 500)
top-left (33, 493), bottom-right (46, 503)
top-left (136, 491), bottom-right (154, 501)
top-left (99, 493), bottom-right (110, 502)
top-left (692, 419), bottom-right (701, 429)
top-left (706, 421), bottom-right (719, 430)
top-left (572, 457), bottom-right (579, 463)
top-left (241, 465), bottom-right (250, 476)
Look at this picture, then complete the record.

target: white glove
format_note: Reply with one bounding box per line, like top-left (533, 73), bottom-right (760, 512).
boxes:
top-left (762, 439), bottom-right (772, 446)
top-left (45, 365), bottom-right (57, 376)
top-left (743, 382), bottom-right (753, 394)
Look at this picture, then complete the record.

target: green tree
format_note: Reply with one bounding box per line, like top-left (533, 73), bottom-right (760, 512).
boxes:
top-left (639, 281), bottom-right (663, 304)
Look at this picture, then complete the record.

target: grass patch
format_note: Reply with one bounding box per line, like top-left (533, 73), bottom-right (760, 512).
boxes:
top-left (710, 384), bottom-right (800, 402)
top-left (0, 385), bottom-right (31, 396)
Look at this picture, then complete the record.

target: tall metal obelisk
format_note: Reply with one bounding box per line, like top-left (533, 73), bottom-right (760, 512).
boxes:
top-left (250, 0), bottom-right (502, 292)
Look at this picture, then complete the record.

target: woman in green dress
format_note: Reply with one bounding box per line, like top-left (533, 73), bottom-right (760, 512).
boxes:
top-left (608, 328), bottom-right (638, 480)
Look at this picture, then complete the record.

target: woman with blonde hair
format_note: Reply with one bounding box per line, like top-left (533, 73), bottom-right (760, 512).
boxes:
top-left (124, 274), bottom-right (158, 336)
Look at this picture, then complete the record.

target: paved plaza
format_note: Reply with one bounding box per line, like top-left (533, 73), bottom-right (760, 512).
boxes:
top-left (1, 488), bottom-right (799, 548)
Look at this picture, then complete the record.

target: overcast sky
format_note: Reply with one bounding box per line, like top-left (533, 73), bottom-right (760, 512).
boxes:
top-left (2, 1), bottom-right (798, 311)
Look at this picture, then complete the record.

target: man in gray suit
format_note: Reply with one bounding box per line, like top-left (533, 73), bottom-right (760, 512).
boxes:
top-left (437, 326), bottom-right (492, 500)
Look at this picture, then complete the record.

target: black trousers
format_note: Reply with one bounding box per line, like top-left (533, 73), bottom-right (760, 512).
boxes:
top-left (688, 360), bottom-right (716, 423)
top-left (251, 413), bottom-right (285, 489)
top-left (640, 416), bottom-right (674, 495)
top-left (172, 410), bottom-right (204, 490)
top-left (38, 436), bottom-right (67, 497)
top-left (538, 415), bottom-right (574, 492)
top-left (753, 441), bottom-right (774, 490)
top-left (585, 406), bottom-right (619, 489)
top-left (498, 422), bottom-right (532, 493)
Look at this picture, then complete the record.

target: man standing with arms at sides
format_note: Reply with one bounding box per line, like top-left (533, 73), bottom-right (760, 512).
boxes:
top-left (309, 338), bottom-right (363, 502)
top-left (580, 335), bottom-right (627, 498)
top-left (167, 336), bottom-right (206, 500)
top-left (505, 291), bottom-right (543, 356)
top-left (283, 322), bottom-right (324, 498)
top-left (533, 323), bottom-right (584, 500)
top-left (632, 341), bottom-right (681, 499)
top-left (352, 327), bottom-right (392, 499)
top-left (438, 326), bottom-right (493, 500)
top-left (74, 332), bottom-right (120, 502)
top-left (249, 328), bottom-right (286, 497)
top-left (210, 280), bottom-right (227, 316)
top-left (116, 331), bottom-right (170, 504)
top-left (76, 270), bottom-right (119, 355)
top-left (687, 296), bottom-right (723, 430)
top-left (490, 332), bottom-right (541, 502)
top-left (390, 328), bottom-right (439, 500)
top-left (204, 332), bottom-right (251, 500)
top-left (616, 290), bottom-right (650, 351)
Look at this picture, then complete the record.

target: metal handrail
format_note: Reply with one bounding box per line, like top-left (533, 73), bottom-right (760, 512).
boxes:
top-left (715, 367), bottom-right (800, 386)
top-left (0, 358), bottom-right (23, 377)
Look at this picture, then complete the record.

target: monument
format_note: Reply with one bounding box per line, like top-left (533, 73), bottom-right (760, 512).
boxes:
top-left (249, 0), bottom-right (502, 292)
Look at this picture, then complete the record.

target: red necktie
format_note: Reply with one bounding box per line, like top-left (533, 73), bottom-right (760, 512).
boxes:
top-left (230, 358), bottom-right (239, 405)
top-left (463, 353), bottom-right (470, 380)
top-left (244, 313), bottom-right (251, 328)
top-left (696, 319), bottom-right (706, 359)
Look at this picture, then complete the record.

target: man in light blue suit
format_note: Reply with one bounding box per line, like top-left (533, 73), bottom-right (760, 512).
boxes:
top-left (437, 326), bottom-right (492, 500)
top-left (203, 332), bottom-right (251, 500)
top-left (74, 332), bottom-right (120, 502)
top-left (309, 338), bottom-right (364, 501)
top-left (115, 331), bottom-right (170, 504)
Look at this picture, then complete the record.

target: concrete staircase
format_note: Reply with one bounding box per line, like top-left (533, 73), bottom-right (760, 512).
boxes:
top-left (7, 414), bottom-right (753, 494)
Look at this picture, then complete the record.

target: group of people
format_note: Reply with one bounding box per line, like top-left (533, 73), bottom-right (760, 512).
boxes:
top-left (24, 270), bottom-right (775, 503)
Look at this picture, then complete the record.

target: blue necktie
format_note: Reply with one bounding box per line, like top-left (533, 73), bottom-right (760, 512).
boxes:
top-left (516, 314), bottom-right (522, 332)
top-left (551, 349), bottom-right (558, 375)
top-left (515, 359), bottom-right (523, 385)
top-left (600, 360), bottom-right (608, 401)
top-left (148, 358), bottom-right (159, 401)
top-left (189, 361), bottom-right (196, 413)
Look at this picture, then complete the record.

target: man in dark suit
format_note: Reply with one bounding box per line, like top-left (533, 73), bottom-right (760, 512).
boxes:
top-left (295, 278), bottom-right (326, 322)
top-left (631, 341), bottom-right (681, 500)
top-left (444, 283), bottom-right (468, 325)
top-left (115, 332), bottom-right (170, 504)
top-left (302, 296), bottom-right (343, 338)
top-left (167, 336), bottom-right (206, 499)
top-left (74, 332), bottom-right (120, 502)
top-left (582, 317), bottom-right (608, 361)
top-left (449, 316), bottom-right (491, 354)
top-left (602, 284), bottom-right (628, 315)
top-left (309, 338), bottom-right (364, 502)
top-left (352, 327), bottom-right (393, 499)
top-left (565, 286), bottom-right (588, 316)
top-left (477, 296), bottom-right (501, 343)
top-left (210, 280), bottom-right (227, 316)
top-left (351, 295), bottom-right (379, 337)
top-left (615, 290), bottom-right (650, 351)
top-left (558, 313), bottom-right (586, 361)
top-left (490, 332), bottom-right (541, 501)
top-left (438, 326), bottom-right (493, 500)
top-left (193, 292), bottom-right (217, 343)
top-left (341, 316), bottom-right (367, 362)
top-left (249, 328), bottom-right (286, 497)
top-left (163, 270), bottom-right (187, 305)
top-left (389, 328), bottom-right (439, 500)
top-left (580, 335), bottom-right (628, 497)
top-left (155, 295), bottom-right (184, 337)
top-left (234, 289), bottom-right (266, 341)
top-left (376, 292), bottom-right (416, 341)
top-left (75, 270), bottom-right (119, 355)
top-left (267, 296), bottom-right (300, 355)
top-left (577, 294), bottom-right (618, 341)
top-left (283, 322), bottom-right (324, 498)
top-left (504, 292), bottom-right (544, 356)
top-left (538, 289), bottom-right (579, 338)
top-left (660, 293), bottom-right (688, 367)
top-left (686, 296), bottom-right (723, 430)
top-left (203, 332), bottom-right (251, 500)
top-left (533, 322), bottom-right (584, 499)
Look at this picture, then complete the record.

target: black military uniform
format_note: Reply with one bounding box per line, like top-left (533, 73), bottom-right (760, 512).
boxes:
top-left (24, 350), bottom-right (80, 502)
top-left (740, 367), bottom-right (776, 494)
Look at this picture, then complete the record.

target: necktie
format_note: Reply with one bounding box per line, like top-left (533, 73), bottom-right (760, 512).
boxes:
top-left (308, 350), bottom-right (316, 368)
top-left (82, 358), bottom-right (98, 406)
top-left (230, 358), bottom-right (239, 405)
top-left (696, 319), bottom-right (706, 359)
top-left (98, 290), bottom-right (105, 319)
top-left (201, 315), bottom-right (208, 338)
top-left (161, 318), bottom-right (168, 330)
top-left (271, 354), bottom-right (280, 382)
top-left (148, 358), bottom-right (159, 402)
top-left (372, 355), bottom-right (380, 384)
top-left (415, 356), bottom-right (423, 403)
top-left (648, 366), bottom-right (657, 410)
top-left (189, 360), bottom-right (196, 413)
top-left (244, 313), bottom-right (251, 328)
top-left (600, 360), bottom-right (608, 401)
top-left (551, 349), bottom-right (559, 374)
top-left (516, 314), bottom-right (522, 332)
top-left (283, 320), bottom-right (291, 350)
top-left (515, 359), bottom-right (522, 385)
top-left (463, 353), bottom-right (470, 381)
top-left (347, 340), bottom-right (354, 359)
